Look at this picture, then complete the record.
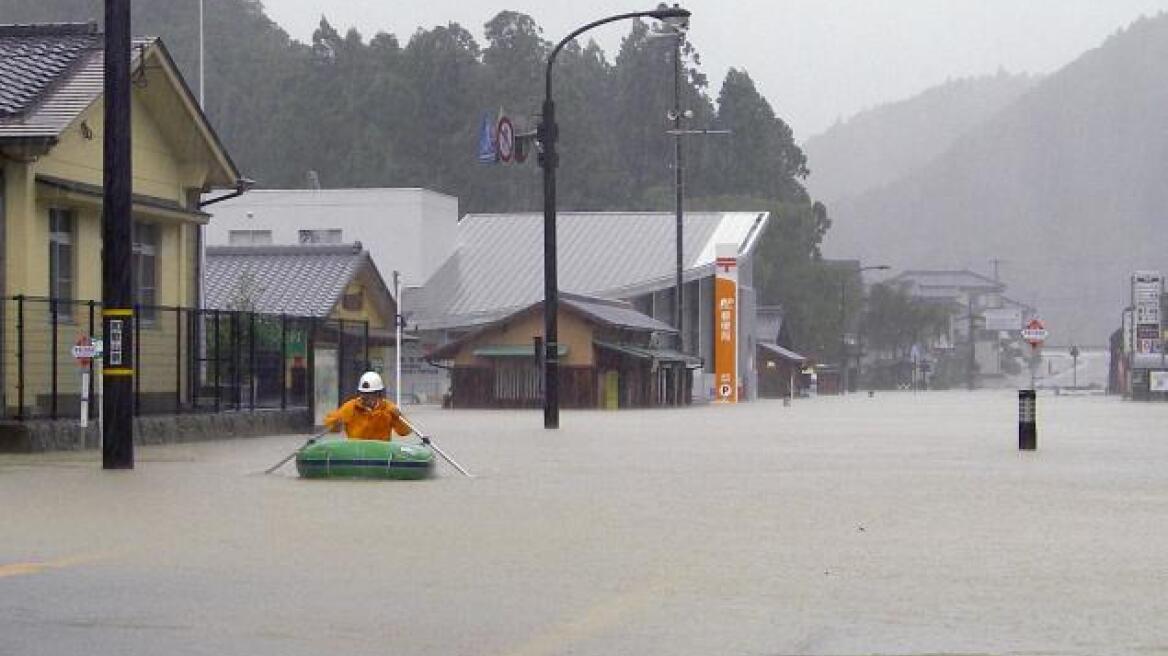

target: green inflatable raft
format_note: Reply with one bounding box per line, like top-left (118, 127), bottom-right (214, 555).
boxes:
top-left (295, 438), bottom-right (435, 480)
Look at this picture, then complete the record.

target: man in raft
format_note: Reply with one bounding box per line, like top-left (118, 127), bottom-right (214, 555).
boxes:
top-left (324, 371), bottom-right (413, 441)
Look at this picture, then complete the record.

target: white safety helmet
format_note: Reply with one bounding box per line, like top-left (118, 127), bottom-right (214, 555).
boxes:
top-left (357, 371), bottom-right (385, 393)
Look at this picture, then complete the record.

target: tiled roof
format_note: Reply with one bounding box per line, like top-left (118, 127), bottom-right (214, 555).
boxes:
top-left (759, 341), bottom-right (806, 362)
top-left (562, 294), bottom-right (678, 334)
top-left (0, 23), bottom-right (99, 118)
top-left (756, 306), bottom-right (784, 344)
top-left (205, 244), bottom-right (370, 317)
top-left (412, 211), bottom-right (768, 330)
top-left (1, 23), bottom-right (240, 186)
top-left (890, 269), bottom-right (1005, 292)
top-left (428, 292), bottom-right (676, 360)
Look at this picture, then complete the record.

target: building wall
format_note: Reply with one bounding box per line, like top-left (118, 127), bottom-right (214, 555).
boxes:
top-left (6, 92), bottom-right (202, 309)
top-left (205, 188), bottom-right (459, 287)
top-left (448, 309), bottom-right (596, 368)
top-left (2, 70), bottom-right (224, 415)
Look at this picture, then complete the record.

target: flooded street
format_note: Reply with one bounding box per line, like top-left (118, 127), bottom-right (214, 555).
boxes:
top-left (3, 391), bottom-right (1168, 655)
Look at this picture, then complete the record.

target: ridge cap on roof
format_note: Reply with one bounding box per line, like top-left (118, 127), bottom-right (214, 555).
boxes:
top-left (206, 243), bottom-right (364, 257)
top-left (0, 23), bottom-right (99, 37)
top-left (559, 291), bottom-right (635, 309)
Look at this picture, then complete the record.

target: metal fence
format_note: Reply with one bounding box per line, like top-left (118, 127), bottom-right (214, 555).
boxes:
top-left (1, 296), bottom-right (369, 421)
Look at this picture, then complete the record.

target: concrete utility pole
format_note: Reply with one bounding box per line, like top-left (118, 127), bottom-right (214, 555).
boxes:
top-left (102, 0), bottom-right (135, 469)
top-left (967, 294), bottom-right (976, 391)
top-left (394, 270), bottom-right (402, 408)
top-left (672, 31), bottom-right (684, 348)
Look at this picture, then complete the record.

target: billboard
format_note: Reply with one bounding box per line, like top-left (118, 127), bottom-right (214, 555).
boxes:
top-left (713, 244), bottom-right (738, 403)
top-left (1131, 271), bottom-right (1163, 356)
top-left (983, 308), bottom-right (1022, 331)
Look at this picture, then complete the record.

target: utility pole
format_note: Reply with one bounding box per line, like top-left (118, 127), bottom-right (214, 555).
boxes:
top-left (672, 30), bottom-right (684, 350)
top-left (394, 270), bottom-right (402, 408)
top-left (198, 0), bottom-right (205, 106)
top-left (840, 278), bottom-right (848, 395)
top-left (656, 25), bottom-right (727, 354)
top-left (102, 0), bottom-right (135, 469)
top-left (967, 293), bottom-right (976, 391)
top-left (990, 258), bottom-right (1004, 282)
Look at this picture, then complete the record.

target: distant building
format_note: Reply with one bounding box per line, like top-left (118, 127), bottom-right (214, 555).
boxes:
top-left (886, 269), bottom-right (1033, 387)
top-left (410, 210), bottom-right (770, 402)
top-left (754, 306), bottom-right (807, 399)
top-left (204, 188), bottom-right (459, 288)
top-left (428, 293), bottom-right (699, 409)
top-left (205, 243), bottom-right (403, 419)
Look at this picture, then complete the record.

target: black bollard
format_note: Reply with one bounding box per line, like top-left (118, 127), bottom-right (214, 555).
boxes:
top-left (1018, 389), bottom-right (1037, 450)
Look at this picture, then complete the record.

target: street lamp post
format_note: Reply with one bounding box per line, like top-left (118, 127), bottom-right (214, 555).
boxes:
top-left (841, 264), bottom-right (890, 395)
top-left (539, 5), bottom-right (690, 429)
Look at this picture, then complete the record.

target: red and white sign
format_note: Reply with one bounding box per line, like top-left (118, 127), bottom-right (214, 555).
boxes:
top-left (1021, 318), bottom-right (1048, 347)
top-left (496, 116), bottom-right (515, 163)
top-left (72, 335), bottom-right (98, 367)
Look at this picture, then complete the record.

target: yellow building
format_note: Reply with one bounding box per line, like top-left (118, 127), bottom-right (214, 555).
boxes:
top-left (429, 293), bottom-right (700, 408)
top-left (1, 23), bottom-right (243, 418)
top-left (204, 243), bottom-right (401, 421)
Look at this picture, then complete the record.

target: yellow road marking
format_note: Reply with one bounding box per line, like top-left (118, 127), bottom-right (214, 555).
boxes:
top-left (500, 572), bottom-right (676, 656)
top-left (0, 554), bottom-right (105, 579)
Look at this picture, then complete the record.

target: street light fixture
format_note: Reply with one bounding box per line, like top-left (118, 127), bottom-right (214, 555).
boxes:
top-left (841, 264), bottom-right (890, 394)
top-left (538, 5), bottom-right (691, 429)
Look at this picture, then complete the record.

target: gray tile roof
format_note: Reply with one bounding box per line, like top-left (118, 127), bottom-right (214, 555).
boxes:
top-left (890, 269), bottom-right (1005, 293)
top-left (0, 23), bottom-right (98, 118)
top-left (205, 244), bottom-right (370, 317)
top-left (759, 341), bottom-right (806, 362)
top-left (428, 293), bottom-right (675, 360)
top-left (756, 306), bottom-right (784, 344)
top-left (412, 211), bottom-right (768, 330)
top-left (0, 24), bottom-right (240, 185)
top-left (562, 294), bottom-right (677, 334)
top-left (0, 24), bottom-right (161, 143)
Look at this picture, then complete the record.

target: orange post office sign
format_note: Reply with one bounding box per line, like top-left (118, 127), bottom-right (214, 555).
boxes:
top-left (714, 244), bottom-right (738, 403)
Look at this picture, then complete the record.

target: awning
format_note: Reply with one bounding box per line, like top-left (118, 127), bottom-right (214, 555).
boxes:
top-left (594, 341), bottom-right (703, 368)
top-left (759, 341), bottom-right (807, 363)
top-left (36, 175), bottom-right (211, 224)
top-left (473, 344), bottom-right (568, 358)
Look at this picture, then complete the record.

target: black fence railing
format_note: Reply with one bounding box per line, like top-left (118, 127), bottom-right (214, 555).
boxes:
top-left (1, 296), bottom-right (369, 421)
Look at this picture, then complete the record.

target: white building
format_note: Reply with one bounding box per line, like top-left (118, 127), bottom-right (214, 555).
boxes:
top-left (205, 188), bottom-right (459, 288)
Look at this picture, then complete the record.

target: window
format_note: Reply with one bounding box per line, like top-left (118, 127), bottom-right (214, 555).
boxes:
top-left (228, 229), bottom-right (273, 245)
top-left (48, 208), bottom-right (74, 318)
top-left (494, 360), bottom-right (540, 402)
top-left (134, 223), bottom-right (159, 320)
top-left (298, 229), bottom-right (342, 244)
top-left (342, 285), bottom-right (364, 311)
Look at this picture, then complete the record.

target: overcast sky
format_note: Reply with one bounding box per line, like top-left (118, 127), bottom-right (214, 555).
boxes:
top-left (262, 0), bottom-right (1168, 139)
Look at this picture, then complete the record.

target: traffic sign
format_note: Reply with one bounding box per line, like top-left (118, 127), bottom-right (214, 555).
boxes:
top-left (1021, 318), bottom-right (1047, 347)
top-left (496, 116), bottom-right (514, 163)
top-left (71, 336), bottom-right (103, 367)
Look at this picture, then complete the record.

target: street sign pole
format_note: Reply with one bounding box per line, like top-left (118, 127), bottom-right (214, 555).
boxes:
top-left (1019, 317), bottom-right (1047, 451)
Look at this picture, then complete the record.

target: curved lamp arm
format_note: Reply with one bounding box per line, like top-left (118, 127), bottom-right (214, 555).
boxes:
top-left (545, 7), bottom-right (690, 100)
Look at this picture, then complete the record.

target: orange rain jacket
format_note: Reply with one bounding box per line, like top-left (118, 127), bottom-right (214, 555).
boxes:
top-left (324, 397), bottom-right (412, 441)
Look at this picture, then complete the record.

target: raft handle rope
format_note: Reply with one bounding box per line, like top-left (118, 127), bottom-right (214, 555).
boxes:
top-left (265, 428), bottom-right (329, 474)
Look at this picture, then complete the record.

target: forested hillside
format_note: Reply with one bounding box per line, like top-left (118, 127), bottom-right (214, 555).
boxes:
top-left (803, 71), bottom-right (1037, 202)
top-left (825, 13), bottom-right (1168, 344)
